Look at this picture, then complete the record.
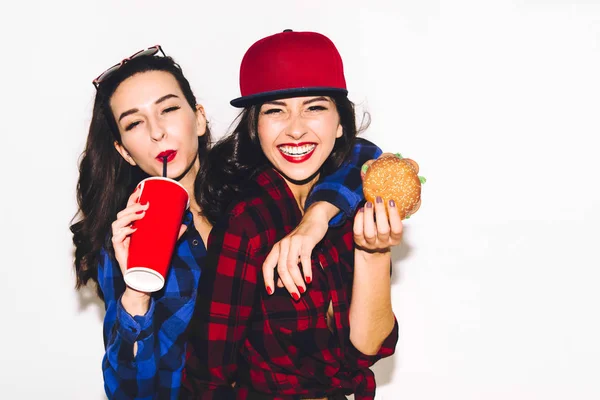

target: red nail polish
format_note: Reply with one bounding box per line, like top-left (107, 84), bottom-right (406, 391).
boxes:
top-left (292, 293), bottom-right (300, 301)
top-left (298, 286), bottom-right (305, 294)
top-left (135, 197), bottom-right (140, 203)
top-left (266, 286), bottom-right (273, 295)
top-left (305, 276), bottom-right (312, 284)
top-left (136, 210), bottom-right (144, 214)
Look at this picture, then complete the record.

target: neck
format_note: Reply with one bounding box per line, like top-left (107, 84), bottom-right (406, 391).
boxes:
top-left (285, 173), bottom-right (320, 214)
top-left (177, 156), bottom-right (201, 214)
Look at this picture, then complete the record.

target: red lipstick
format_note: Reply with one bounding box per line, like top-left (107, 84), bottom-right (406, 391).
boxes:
top-left (156, 150), bottom-right (177, 163)
top-left (277, 142), bottom-right (317, 164)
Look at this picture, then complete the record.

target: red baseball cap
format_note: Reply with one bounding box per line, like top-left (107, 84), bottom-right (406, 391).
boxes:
top-left (230, 29), bottom-right (348, 108)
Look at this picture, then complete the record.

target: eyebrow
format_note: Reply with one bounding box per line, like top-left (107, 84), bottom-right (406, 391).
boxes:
top-left (263, 96), bottom-right (330, 107)
top-left (302, 96), bottom-right (329, 105)
top-left (155, 93), bottom-right (179, 104)
top-left (118, 94), bottom-right (180, 122)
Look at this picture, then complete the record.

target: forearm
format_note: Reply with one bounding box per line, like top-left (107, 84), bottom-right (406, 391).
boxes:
top-left (99, 249), bottom-right (190, 399)
top-left (304, 200), bottom-right (339, 222)
top-left (121, 287), bottom-right (151, 316)
top-left (120, 288), bottom-right (151, 355)
top-left (102, 298), bottom-right (158, 399)
top-left (103, 294), bottom-right (195, 399)
top-left (349, 250), bottom-right (395, 355)
top-left (307, 138), bottom-right (383, 226)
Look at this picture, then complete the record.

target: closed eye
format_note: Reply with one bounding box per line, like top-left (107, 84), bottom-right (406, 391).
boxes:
top-left (263, 108), bottom-right (283, 115)
top-left (163, 106), bottom-right (180, 114)
top-left (125, 121), bottom-right (141, 131)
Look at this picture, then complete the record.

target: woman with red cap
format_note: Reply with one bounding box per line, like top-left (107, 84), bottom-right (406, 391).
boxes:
top-left (184, 30), bottom-right (400, 400)
top-left (72, 44), bottom-right (384, 399)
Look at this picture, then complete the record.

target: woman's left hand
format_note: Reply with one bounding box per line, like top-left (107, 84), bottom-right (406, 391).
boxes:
top-left (353, 196), bottom-right (403, 252)
top-left (262, 206), bottom-right (329, 299)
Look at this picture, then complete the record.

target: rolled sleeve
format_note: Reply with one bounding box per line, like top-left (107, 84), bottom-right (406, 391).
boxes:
top-left (115, 296), bottom-right (156, 344)
top-left (346, 317), bottom-right (399, 368)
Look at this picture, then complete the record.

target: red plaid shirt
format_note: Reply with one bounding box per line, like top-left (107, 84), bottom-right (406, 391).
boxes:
top-left (182, 168), bottom-right (398, 400)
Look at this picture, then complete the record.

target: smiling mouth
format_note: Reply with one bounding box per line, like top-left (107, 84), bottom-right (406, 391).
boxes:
top-left (277, 144), bottom-right (316, 156)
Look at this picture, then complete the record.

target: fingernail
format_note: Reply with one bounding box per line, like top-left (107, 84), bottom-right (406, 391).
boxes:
top-left (389, 199), bottom-right (396, 207)
top-left (136, 210), bottom-right (144, 215)
top-left (366, 202), bottom-right (373, 209)
top-left (376, 196), bottom-right (383, 204)
top-left (359, 207), bottom-right (364, 213)
top-left (292, 293), bottom-right (300, 301)
top-left (135, 197), bottom-right (140, 203)
top-left (266, 286), bottom-right (273, 295)
top-left (298, 286), bottom-right (305, 294)
top-left (133, 186), bottom-right (138, 193)
top-left (305, 276), bottom-right (312, 284)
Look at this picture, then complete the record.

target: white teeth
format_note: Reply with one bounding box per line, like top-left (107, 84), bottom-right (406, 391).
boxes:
top-left (278, 144), bottom-right (316, 156)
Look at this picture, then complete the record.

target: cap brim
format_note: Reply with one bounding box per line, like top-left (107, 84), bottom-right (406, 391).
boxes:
top-left (230, 87), bottom-right (348, 108)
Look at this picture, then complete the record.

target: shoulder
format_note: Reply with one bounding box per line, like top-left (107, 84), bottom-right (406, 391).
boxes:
top-left (224, 168), bottom-right (294, 223)
top-left (351, 137), bottom-right (383, 161)
top-left (210, 169), bottom-right (295, 251)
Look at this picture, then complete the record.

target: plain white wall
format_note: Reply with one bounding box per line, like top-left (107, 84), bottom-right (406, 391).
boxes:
top-left (2, 0), bottom-right (599, 399)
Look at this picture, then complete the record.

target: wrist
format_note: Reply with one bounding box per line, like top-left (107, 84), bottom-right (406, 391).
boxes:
top-left (306, 201), bottom-right (339, 222)
top-left (355, 247), bottom-right (391, 262)
top-left (121, 287), bottom-right (151, 316)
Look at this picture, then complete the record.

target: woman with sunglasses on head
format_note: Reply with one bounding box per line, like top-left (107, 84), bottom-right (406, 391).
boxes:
top-left (71, 46), bottom-right (383, 399)
top-left (183, 30), bottom-right (400, 400)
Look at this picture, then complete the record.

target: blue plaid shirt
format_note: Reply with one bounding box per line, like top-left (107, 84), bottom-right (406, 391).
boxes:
top-left (98, 138), bottom-right (382, 399)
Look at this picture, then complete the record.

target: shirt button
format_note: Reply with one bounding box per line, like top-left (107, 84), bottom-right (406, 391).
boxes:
top-left (192, 239), bottom-right (199, 246)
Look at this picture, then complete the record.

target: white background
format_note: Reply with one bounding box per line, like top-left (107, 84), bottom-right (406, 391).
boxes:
top-left (1, 0), bottom-right (599, 399)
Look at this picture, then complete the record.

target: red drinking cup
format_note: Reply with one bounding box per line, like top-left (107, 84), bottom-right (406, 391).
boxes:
top-left (124, 177), bottom-right (189, 292)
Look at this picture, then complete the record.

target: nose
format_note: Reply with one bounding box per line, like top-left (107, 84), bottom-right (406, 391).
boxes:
top-left (148, 118), bottom-right (166, 142)
top-left (285, 113), bottom-right (308, 140)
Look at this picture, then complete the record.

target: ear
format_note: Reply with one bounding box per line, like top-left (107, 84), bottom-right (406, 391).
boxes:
top-left (336, 123), bottom-right (343, 139)
top-left (195, 104), bottom-right (207, 137)
top-left (114, 141), bottom-right (137, 166)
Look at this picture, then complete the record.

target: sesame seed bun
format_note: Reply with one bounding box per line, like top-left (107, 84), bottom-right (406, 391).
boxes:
top-left (363, 155), bottom-right (422, 219)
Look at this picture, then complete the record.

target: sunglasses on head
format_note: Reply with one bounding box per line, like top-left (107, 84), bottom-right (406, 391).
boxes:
top-left (92, 45), bottom-right (165, 89)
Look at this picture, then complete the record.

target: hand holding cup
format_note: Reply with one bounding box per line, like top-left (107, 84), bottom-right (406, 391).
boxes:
top-left (111, 185), bottom-right (149, 277)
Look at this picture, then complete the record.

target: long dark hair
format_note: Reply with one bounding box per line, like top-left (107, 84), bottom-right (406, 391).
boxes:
top-left (197, 96), bottom-right (359, 225)
top-left (71, 55), bottom-right (211, 300)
